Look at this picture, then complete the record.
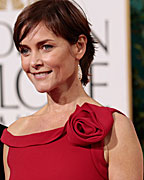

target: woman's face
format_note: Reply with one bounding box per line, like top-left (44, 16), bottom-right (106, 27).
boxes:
top-left (19, 22), bottom-right (79, 93)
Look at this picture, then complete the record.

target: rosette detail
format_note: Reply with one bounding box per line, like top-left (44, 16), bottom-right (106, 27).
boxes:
top-left (67, 103), bottom-right (114, 146)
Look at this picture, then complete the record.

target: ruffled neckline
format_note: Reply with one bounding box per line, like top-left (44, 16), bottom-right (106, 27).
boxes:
top-left (1, 102), bottom-right (121, 147)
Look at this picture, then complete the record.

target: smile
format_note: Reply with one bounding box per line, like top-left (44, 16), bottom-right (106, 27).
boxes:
top-left (33, 70), bottom-right (53, 79)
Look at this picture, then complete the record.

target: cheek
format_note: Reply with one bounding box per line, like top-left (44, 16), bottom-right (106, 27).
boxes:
top-left (43, 47), bottom-right (72, 67)
top-left (21, 58), bottom-right (29, 72)
top-left (43, 53), bottom-right (62, 67)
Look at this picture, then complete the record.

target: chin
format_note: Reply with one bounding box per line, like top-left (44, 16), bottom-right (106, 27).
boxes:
top-left (33, 80), bottom-right (66, 94)
top-left (36, 89), bottom-right (47, 93)
top-left (35, 84), bottom-right (54, 94)
top-left (34, 86), bottom-right (49, 93)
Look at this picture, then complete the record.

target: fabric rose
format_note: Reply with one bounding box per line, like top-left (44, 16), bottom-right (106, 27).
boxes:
top-left (66, 103), bottom-right (114, 146)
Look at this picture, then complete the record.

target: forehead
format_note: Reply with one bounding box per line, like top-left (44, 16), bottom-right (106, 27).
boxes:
top-left (21, 22), bottom-right (57, 44)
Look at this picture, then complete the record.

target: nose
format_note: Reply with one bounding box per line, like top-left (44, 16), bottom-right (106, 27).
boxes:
top-left (30, 52), bottom-right (43, 69)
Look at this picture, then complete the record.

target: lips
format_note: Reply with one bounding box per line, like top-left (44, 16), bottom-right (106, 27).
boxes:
top-left (33, 70), bottom-right (53, 79)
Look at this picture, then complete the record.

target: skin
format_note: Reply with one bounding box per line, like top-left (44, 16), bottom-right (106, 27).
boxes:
top-left (3, 22), bottom-right (143, 180)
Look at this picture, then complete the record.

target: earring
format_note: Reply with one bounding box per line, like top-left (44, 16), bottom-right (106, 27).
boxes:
top-left (78, 64), bottom-right (82, 80)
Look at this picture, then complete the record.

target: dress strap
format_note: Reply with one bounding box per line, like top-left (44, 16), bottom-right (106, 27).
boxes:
top-left (107, 107), bottom-right (126, 116)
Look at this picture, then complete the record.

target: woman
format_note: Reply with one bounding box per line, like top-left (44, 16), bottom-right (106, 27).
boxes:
top-left (1, 0), bottom-right (143, 179)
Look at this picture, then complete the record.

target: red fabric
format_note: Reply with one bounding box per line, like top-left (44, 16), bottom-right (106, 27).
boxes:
top-left (1, 103), bottom-right (124, 180)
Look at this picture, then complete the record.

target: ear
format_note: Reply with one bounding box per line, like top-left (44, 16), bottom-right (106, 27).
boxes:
top-left (74, 34), bottom-right (87, 60)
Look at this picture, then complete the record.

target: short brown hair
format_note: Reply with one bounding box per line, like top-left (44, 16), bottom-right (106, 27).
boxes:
top-left (13, 0), bottom-right (95, 85)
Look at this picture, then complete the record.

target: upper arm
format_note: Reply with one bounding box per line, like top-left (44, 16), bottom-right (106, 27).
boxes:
top-left (3, 144), bottom-right (10, 180)
top-left (107, 113), bottom-right (143, 180)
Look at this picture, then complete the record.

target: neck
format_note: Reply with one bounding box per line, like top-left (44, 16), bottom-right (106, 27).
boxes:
top-left (45, 79), bottom-right (89, 113)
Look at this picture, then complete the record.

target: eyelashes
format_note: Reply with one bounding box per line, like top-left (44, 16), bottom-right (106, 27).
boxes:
top-left (19, 47), bottom-right (30, 56)
top-left (41, 44), bottom-right (53, 50)
top-left (19, 44), bottom-right (54, 57)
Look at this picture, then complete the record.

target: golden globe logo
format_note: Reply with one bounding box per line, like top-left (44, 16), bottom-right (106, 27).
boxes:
top-left (0, 0), bottom-right (37, 10)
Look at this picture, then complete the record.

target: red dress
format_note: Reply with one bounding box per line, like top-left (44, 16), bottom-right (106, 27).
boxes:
top-left (1, 103), bottom-right (123, 180)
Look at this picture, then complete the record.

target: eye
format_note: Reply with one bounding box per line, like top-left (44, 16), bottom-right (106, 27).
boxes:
top-left (42, 44), bottom-right (53, 51)
top-left (19, 47), bottom-right (30, 56)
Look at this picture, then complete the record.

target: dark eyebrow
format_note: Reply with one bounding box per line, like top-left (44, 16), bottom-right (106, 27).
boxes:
top-left (37, 39), bottom-right (54, 47)
top-left (19, 39), bottom-right (54, 48)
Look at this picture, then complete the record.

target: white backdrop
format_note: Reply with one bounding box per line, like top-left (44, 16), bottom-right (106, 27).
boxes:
top-left (0, 0), bottom-right (132, 126)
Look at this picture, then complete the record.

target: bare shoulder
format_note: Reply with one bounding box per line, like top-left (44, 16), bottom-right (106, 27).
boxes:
top-left (7, 115), bottom-right (32, 136)
top-left (110, 112), bottom-right (142, 150)
top-left (107, 112), bottom-right (143, 180)
top-left (112, 112), bottom-right (138, 138)
top-left (7, 105), bottom-right (47, 136)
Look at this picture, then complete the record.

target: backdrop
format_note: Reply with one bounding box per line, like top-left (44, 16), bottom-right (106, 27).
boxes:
top-left (0, 0), bottom-right (132, 126)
